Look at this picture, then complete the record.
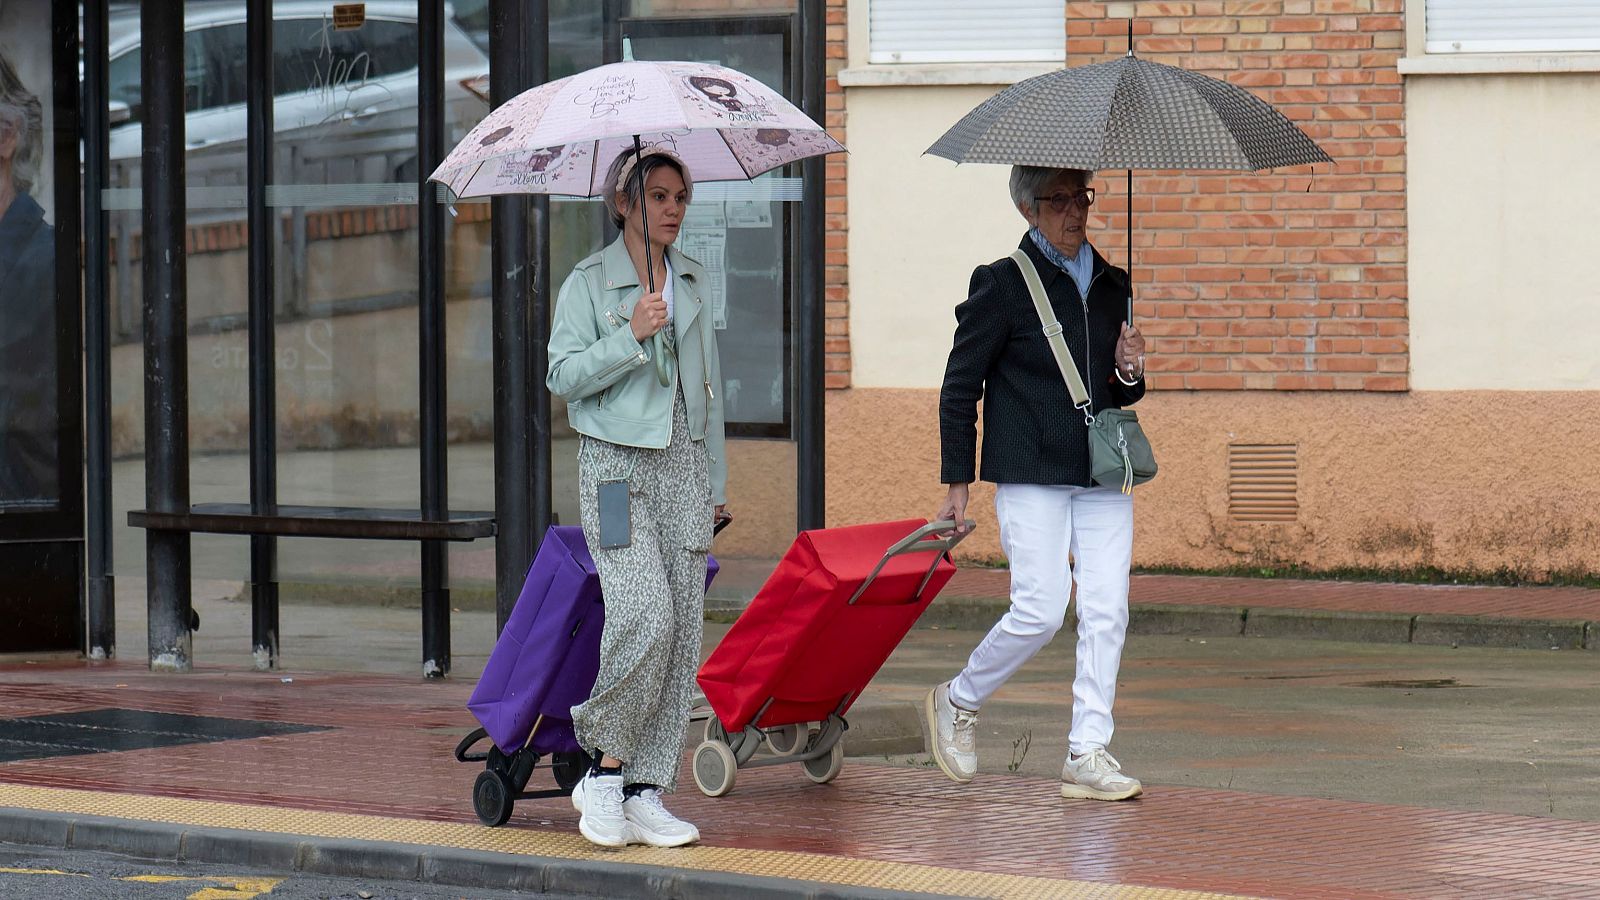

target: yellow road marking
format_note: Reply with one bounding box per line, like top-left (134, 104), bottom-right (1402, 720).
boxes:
top-left (121, 874), bottom-right (281, 899)
top-left (1, 867), bottom-right (278, 897)
top-left (189, 887), bottom-right (278, 900)
top-left (0, 783), bottom-right (1248, 900)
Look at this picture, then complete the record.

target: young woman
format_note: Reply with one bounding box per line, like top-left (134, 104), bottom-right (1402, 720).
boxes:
top-left (546, 146), bottom-right (728, 847)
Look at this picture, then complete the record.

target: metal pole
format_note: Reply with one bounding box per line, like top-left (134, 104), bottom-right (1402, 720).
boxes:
top-left (83, 0), bottom-right (114, 659)
top-left (489, 0), bottom-right (551, 633)
top-left (246, 0), bottom-right (280, 669)
top-left (796, 0), bottom-right (826, 532)
top-left (419, 0), bottom-right (451, 678)
top-left (530, 178), bottom-right (552, 594)
top-left (141, 0), bottom-right (193, 672)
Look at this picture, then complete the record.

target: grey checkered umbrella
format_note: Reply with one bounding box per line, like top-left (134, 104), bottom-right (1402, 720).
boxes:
top-left (928, 52), bottom-right (1332, 324)
top-left (927, 56), bottom-right (1331, 171)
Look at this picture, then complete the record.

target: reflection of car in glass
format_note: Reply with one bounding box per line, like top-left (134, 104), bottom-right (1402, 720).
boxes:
top-left (99, 1), bottom-right (488, 177)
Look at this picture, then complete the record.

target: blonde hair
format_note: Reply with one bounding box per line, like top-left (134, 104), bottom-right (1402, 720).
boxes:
top-left (0, 53), bottom-right (44, 195)
top-left (602, 147), bottom-right (692, 228)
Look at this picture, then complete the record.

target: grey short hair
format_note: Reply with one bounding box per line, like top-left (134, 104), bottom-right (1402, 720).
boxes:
top-left (602, 148), bottom-right (692, 228)
top-left (1008, 165), bottom-right (1094, 213)
top-left (0, 54), bottom-right (43, 195)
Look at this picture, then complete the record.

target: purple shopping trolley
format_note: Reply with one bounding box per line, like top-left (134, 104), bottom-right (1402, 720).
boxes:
top-left (454, 524), bottom-right (719, 827)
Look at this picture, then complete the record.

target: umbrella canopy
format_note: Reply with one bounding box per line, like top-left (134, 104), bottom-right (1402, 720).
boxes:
top-left (928, 50), bottom-right (1331, 326)
top-left (431, 48), bottom-right (844, 388)
top-left (430, 59), bottom-right (843, 199)
top-left (927, 55), bottom-right (1331, 171)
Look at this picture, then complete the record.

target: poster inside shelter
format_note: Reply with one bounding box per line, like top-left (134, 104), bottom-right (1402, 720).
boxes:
top-left (0, 0), bottom-right (59, 508)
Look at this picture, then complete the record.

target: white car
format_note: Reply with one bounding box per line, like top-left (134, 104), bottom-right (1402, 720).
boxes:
top-left (100, 1), bottom-right (488, 179)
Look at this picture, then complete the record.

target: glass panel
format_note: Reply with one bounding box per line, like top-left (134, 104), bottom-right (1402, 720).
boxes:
top-left (99, 6), bottom-right (258, 580)
top-left (610, 5), bottom-right (801, 568)
top-left (268, 2), bottom-right (470, 598)
top-left (183, 12), bottom-right (253, 581)
top-left (448, 0), bottom-right (606, 552)
top-left (627, 18), bottom-right (794, 436)
top-left (0, 5), bottom-right (59, 511)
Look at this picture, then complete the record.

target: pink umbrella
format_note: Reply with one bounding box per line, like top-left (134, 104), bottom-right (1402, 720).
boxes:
top-left (430, 51), bottom-right (842, 199)
top-left (430, 42), bottom-right (843, 383)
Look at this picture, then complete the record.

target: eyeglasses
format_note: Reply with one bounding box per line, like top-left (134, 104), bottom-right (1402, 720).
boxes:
top-left (1033, 189), bottom-right (1096, 212)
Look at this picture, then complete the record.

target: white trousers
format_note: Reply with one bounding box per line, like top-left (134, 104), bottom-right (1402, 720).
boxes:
top-left (949, 483), bottom-right (1134, 755)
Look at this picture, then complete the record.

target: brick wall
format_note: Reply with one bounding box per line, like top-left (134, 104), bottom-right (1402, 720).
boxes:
top-left (1067, 0), bottom-right (1408, 390)
top-left (824, 0), bottom-right (851, 388)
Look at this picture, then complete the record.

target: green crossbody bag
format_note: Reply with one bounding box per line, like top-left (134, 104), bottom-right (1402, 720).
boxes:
top-left (1011, 250), bottom-right (1157, 493)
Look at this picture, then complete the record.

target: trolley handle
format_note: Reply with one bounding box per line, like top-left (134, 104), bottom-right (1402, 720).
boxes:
top-left (847, 519), bottom-right (977, 606)
top-left (454, 726), bottom-right (491, 763)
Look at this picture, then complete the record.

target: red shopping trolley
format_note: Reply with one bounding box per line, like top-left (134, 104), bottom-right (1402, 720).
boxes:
top-left (692, 518), bottom-right (974, 796)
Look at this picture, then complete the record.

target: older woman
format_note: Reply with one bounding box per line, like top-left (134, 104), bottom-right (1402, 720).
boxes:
top-left (547, 146), bottom-right (728, 847)
top-left (0, 52), bottom-right (55, 506)
top-left (926, 166), bottom-right (1148, 801)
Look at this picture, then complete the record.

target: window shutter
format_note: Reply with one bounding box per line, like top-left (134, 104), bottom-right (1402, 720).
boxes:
top-left (1426, 0), bottom-right (1600, 53)
top-left (868, 0), bottom-right (1065, 65)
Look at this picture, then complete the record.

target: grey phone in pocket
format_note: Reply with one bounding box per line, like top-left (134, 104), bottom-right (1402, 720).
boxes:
top-left (597, 479), bottom-right (632, 549)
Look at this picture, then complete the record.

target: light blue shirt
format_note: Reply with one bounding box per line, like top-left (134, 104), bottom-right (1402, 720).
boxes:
top-left (1028, 226), bottom-right (1094, 300)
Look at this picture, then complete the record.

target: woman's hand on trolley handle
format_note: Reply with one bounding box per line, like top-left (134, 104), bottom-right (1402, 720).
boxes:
top-left (934, 483), bottom-right (971, 535)
top-left (714, 504), bottom-right (733, 536)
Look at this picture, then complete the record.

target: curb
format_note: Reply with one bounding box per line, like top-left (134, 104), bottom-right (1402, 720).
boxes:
top-left (1243, 608), bottom-right (1414, 644)
top-left (1411, 614), bottom-right (1587, 651)
top-left (0, 808), bottom-right (953, 900)
top-left (917, 597), bottom-right (1597, 651)
top-left (840, 700), bottom-right (927, 757)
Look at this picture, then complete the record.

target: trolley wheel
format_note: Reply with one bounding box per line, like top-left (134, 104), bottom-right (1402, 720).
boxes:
top-left (692, 740), bottom-right (738, 798)
top-left (551, 751), bottom-right (588, 794)
top-left (472, 769), bottom-right (515, 827)
top-left (703, 716), bottom-right (727, 745)
top-left (802, 742), bottom-right (844, 785)
top-left (766, 723), bottom-right (804, 756)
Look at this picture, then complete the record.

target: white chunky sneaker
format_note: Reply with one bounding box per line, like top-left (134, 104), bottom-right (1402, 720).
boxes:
top-left (570, 770), bottom-right (587, 813)
top-left (1060, 749), bottom-right (1143, 801)
top-left (577, 772), bottom-right (631, 847)
top-left (623, 788), bottom-right (700, 848)
top-left (924, 681), bottom-right (978, 784)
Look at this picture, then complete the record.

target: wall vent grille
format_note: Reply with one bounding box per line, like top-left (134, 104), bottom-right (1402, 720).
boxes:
top-left (1228, 444), bottom-right (1299, 523)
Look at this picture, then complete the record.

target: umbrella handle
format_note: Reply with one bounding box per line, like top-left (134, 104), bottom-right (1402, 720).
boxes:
top-left (654, 333), bottom-right (671, 387)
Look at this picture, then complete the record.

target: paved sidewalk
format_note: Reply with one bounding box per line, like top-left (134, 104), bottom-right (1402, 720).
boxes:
top-left (4, 659), bottom-right (1600, 899)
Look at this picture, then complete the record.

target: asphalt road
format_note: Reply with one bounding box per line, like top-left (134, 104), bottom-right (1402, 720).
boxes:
top-left (0, 844), bottom-right (557, 900)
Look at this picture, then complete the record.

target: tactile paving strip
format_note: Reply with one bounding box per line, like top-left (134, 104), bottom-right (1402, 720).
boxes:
top-left (0, 783), bottom-right (1250, 900)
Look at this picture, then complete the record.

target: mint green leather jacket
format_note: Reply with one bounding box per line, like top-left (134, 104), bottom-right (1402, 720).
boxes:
top-left (546, 237), bottom-right (727, 505)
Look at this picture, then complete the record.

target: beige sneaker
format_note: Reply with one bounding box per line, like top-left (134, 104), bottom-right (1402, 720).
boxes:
top-left (1061, 748), bottom-right (1143, 801)
top-left (923, 681), bottom-right (978, 784)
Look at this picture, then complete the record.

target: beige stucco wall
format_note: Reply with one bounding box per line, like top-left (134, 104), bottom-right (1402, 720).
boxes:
top-left (845, 84), bottom-right (1028, 390)
top-left (1408, 73), bottom-right (1600, 390)
top-left (828, 387), bottom-right (1600, 580)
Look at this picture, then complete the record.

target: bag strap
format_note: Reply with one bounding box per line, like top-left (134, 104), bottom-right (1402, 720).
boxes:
top-left (1010, 250), bottom-right (1094, 423)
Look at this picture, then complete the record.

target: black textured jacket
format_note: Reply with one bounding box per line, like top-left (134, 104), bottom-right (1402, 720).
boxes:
top-left (940, 234), bottom-right (1144, 487)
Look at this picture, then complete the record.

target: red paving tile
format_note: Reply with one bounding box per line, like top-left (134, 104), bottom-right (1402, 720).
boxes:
top-left (944, 569), bottom-right (1600, 621)
top-left (4, 662), bottom-right (1600, 898)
